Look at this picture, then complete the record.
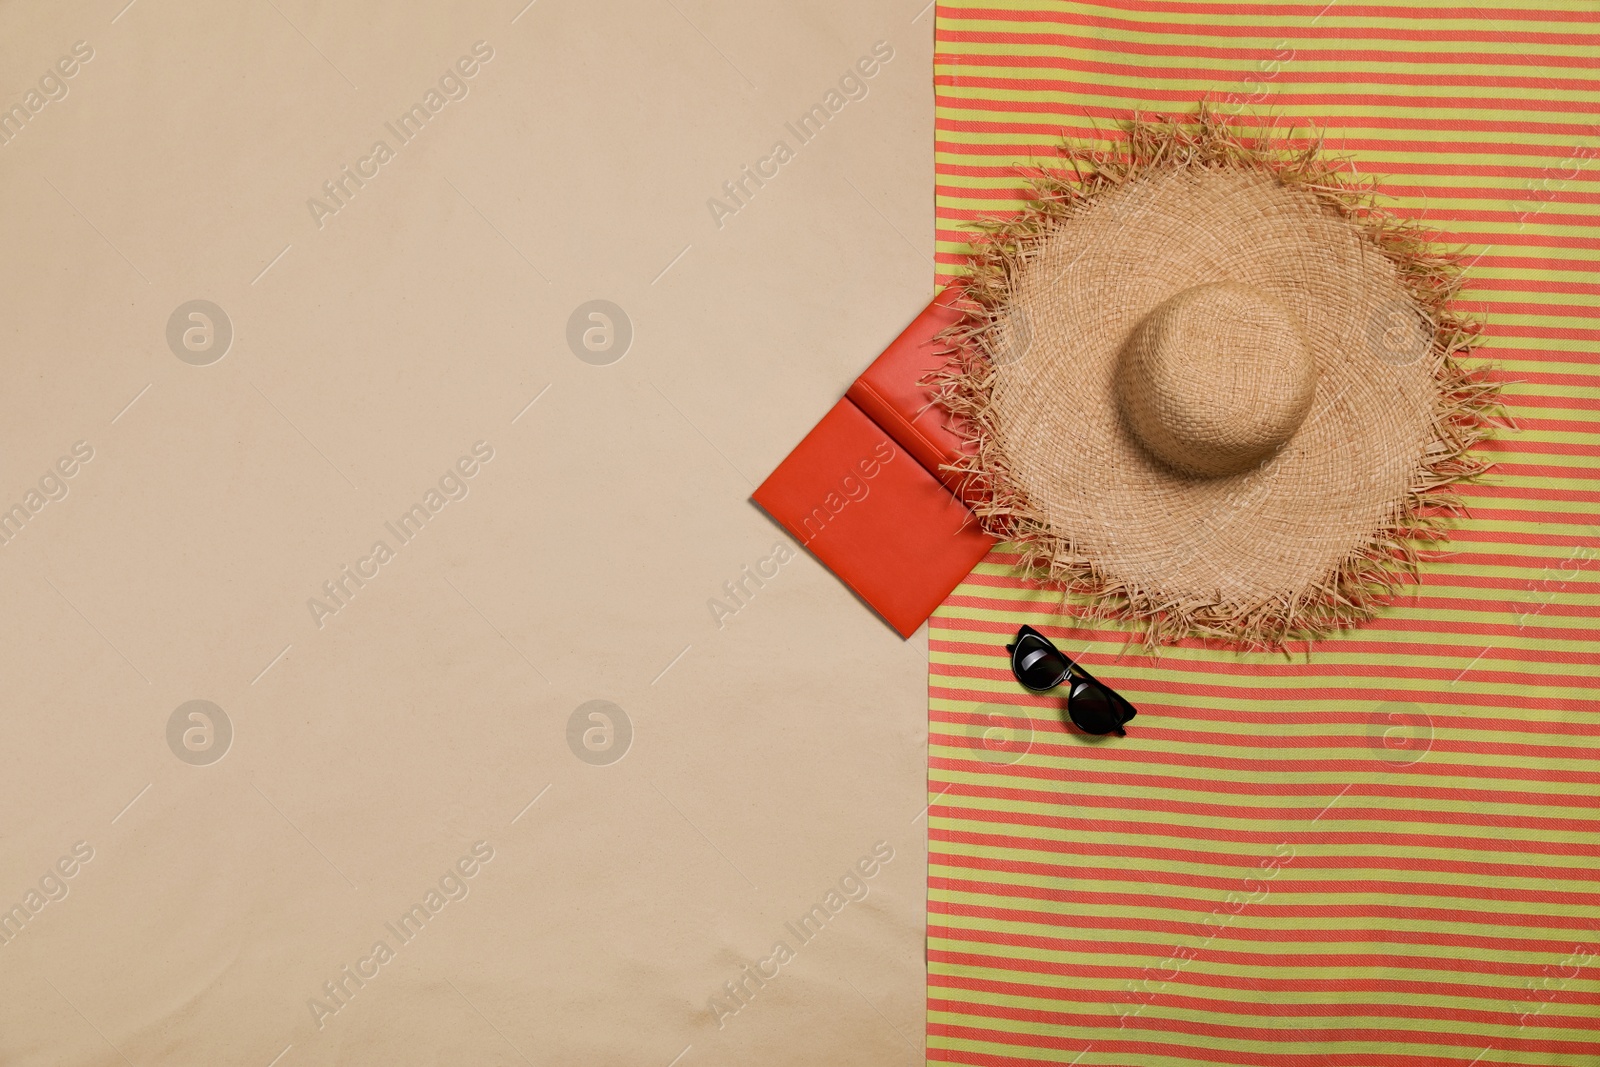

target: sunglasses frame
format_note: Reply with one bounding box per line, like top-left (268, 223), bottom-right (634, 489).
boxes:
top-left (1006, 625), bottom-right (1137, 737)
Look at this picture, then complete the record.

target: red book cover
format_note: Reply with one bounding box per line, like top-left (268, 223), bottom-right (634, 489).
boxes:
top-left (752, 397), bottom-right (995, 638)
top-left (844, 284), bottom-right (974, 495)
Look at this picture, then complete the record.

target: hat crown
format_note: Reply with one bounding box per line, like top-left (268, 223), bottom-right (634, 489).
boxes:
top-left (1118, 282), bottom-right (1318, 478)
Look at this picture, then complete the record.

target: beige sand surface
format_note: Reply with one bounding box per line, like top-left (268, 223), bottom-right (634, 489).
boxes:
top-left (0, 2), bottom-right (937, 1063)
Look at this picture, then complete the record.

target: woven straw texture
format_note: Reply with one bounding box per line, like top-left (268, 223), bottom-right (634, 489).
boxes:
top-left (935, 113), bottom-right (1499, 649)
top-left (926, 2), bottom-right (1600, 1065)
top-left (1119, 279), bottom-right (1319, 478)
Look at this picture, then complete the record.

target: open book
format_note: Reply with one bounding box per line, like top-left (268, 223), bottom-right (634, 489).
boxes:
top-left (753, 287), bottom-right (995, 638)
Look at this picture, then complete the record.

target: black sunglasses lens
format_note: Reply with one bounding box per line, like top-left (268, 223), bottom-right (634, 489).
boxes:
top-left (1068, 682), bottom-right (1121, 734)
top-left (1013, 643), bottom-right (1069, 691)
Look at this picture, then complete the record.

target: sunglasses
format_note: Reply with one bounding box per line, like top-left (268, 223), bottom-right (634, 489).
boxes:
top-left (1006, 625), bottom-right (1137, 737)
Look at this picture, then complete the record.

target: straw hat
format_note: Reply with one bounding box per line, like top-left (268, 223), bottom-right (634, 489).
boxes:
top-left (936, 108), bottom-right (1500, 650)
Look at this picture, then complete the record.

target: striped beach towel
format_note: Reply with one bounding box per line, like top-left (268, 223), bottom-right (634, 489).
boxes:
top-left (927, 2), bottom-right (1600, 1064)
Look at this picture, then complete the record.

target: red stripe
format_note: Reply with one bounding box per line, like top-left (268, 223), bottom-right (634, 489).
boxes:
top-left (938, 16), bottom-right (1599, 50)
top-left (933, 826), bottom-right (1600, 884)
top-left (926, 777), bottom-right (1600, 835)
top-left (933, 54), bottom-right (1600, 97)
top-left (931, 765), bottom-right (1600, 811)
top-left (937, 90), bottom-right (1600, 139)
top-left (927, 1021), bottom-right (1581, 1067)
top-left (931, 849), bottom-right (1600, 907)
top-left (934, 874), bottom-right (1600, 932)
top-left (929, 1001), bottom-right (1600, 1057)
top-left (929, 922), bottom-right (1597, 976)
top-left (1023, 0), bottom-right (1600, 20)
top-left (930, 804), bottom-right (1600, 859)
top-left (931, 973), bottom-right (1596, 1030)
top-left (938, 1), bottom-right (1600, 25)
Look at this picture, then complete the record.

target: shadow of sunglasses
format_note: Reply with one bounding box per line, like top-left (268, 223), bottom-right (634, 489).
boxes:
top-left (1005, 624), bottom-right (1137, 737)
